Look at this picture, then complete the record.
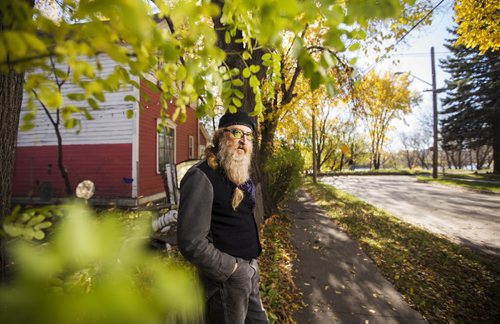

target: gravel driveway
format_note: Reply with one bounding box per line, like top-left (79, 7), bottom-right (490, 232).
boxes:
top-left (320, 175), bottom-right (500, 257)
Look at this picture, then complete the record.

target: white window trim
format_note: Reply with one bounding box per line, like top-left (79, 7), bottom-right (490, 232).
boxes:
top-left (188, 135), bottom-right (194, 159)
top-left (156, 119), bottom-right (176, 174)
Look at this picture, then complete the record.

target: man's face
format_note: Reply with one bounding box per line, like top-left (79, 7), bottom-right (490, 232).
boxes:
top-left (222, 125), bottom-right (253, 158)
top-left (217, 124), bottom-right (253, 185)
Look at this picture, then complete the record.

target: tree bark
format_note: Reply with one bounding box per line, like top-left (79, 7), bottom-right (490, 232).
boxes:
top-left (1, 0), bottom-right (34, 283)
top-left (0, 67), bottom-right (24, 283)
top-left (258, 112), bottom-right (278, 215)
top-left (493, 112), bottom-right (500, 174)
top-left (55, 118), bottom-right (72, 195)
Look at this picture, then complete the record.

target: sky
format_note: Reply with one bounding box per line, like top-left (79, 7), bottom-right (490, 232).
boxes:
top-left (363, 0), bottom-right (456, 151)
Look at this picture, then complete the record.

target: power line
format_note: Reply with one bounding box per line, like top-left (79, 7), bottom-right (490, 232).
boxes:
top-left (360, 0), bottom-right (448, 77)
top-left (394, 0), bottom-right (447, 48)
top-left (393, 51), bottom-right (451, 57)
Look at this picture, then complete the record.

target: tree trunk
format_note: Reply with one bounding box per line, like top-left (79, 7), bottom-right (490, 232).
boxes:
top-left (493, 112), bottom-right (500, 174)
top-left (259, 109), bottom-right (278, 168)
top-left (258, 109), bottom-right (279, 215)
top-left (0, 67), bottom-right (24, 283)
top-left (212, 0), bottom-right (272, 218)
top-left (0, 0), bottom-right (34, 285)
top-left (312, 109), bottom-right (317, 183)
top-left (54, 116), bottom-right (72, 195)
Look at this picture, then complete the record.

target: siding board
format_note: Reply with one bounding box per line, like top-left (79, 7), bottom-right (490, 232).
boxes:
top-left (13, 144), bottom-right (132, 198)
top-left (17, 55), bottom-right (135, 147)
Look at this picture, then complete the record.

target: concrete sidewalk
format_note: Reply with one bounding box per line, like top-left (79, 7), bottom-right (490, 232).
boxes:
top-left (286, 189), bottom-right (426, 324)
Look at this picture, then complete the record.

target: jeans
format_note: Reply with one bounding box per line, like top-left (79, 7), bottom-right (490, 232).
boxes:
top-left (200, 258), bottom-right (269, 324)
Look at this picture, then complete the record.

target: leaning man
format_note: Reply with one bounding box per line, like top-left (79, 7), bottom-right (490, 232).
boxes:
top-left (177, 110), bottom-right (269, 323)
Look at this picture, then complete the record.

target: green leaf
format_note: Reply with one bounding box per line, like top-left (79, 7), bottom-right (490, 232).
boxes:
top-left (64, 119), bottom-right (78, 129)
top-left (242, 68), bottom-right (251, 78)
top-left (4, 31), bottom-right (27, 59)
top-left (325, 30), bottom-right (345, 51)
top-left (54, 68), bottom-right (68, 80)
top-left (231, 79), bottom-right (244, 87)
top-left (349, 43), bottom-right (360, 51)
top-left (22, 112), bottom-right (35, 123)
top-left (33, 230), bottom-right (45, 240)
top-left (310, 72), bottom-right (321, 90)
top-left (39, 85), bottom-right (63, 109)
top-left (225, 31), bottom-right (231, 44)
top-left (249, 75), bottom-right (259, 88)
top-left (20, 123), bottom-right (35, 132)
top-left (27, 214), bottom-right (45, 227)
top-left (81, 108), bottom-right (94, 120)
top-left (21, 32), bottom-right (46, 52)
top-left (176, 65), bottom-right (187, 81)
top-left (67, 93), bottom-right (86, 101)
top-left (124, 95), bottom-right (136, 102)
top-left (242, 51), bottom-right (251, 60)
top-left (262, 53), bottom-right (272, 61)
top-left (232, 97), bottom-right (242, 108)
top-left (61, 105), bottom-right (80, 121)
top-left (249, 65), bottom-right (260, 73)
top-left (233, 89), bottom-right (244, 99)
top-left (126, 109), bottom-right (134, 119)
top-left (230, 68), bottom-right (240, 77)
top-left (87, 98), bottom-right (99, 110)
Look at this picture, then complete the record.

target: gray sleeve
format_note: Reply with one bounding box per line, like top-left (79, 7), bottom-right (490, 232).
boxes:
top-left (176, 167), bottom-right (236, 282)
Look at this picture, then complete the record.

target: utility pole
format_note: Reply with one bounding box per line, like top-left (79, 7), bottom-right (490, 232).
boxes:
top-left (396, 46), bottom-right (441, 178)
top-left (431, 46), bottom-right (438, 179)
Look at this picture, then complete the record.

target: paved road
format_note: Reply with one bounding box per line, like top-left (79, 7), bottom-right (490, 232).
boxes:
top-left (320, 175), bottom-right (500, 257)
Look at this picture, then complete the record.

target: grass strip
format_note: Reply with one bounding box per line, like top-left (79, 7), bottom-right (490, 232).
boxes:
top-left (259, 213), bottom-right (304, 323)
top-left (417, 175), bottom-right (500, 193)
top-left (304, 180), bottom-right (500, 323)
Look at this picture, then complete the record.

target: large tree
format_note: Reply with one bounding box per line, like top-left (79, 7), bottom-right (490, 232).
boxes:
top-left (439, 27), bottom-right (500, 173)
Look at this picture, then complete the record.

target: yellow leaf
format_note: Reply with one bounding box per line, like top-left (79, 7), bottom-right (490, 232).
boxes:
top-left (38, 84), bottom-right (63, 109)
top-left (4, 31), bottom-right (27, 59)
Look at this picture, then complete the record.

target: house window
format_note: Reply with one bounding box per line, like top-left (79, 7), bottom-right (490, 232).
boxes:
top-left (188, 135), bottom-right (194, 159)
top-left (199, 145), bottom-right (206, 158)
top-left (157, 121), bottom-right (175, 173)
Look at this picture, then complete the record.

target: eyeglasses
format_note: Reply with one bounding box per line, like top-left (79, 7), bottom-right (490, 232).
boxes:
top-left (223, 128), bottom-right (254, 141)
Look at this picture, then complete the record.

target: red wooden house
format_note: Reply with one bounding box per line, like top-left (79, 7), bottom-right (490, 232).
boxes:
top-left (12, 56), bottom-right (210, 207)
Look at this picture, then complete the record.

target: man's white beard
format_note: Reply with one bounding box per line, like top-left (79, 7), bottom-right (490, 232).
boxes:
top-left (218, 139), bottom-right (252, 185)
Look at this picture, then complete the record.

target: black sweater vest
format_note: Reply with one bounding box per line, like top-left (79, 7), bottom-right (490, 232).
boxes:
top-left (197, 161), bottom-right (261, 259)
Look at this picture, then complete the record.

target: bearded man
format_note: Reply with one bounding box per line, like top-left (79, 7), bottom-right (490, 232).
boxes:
top-left (177, 110), bottom-right (269, 324)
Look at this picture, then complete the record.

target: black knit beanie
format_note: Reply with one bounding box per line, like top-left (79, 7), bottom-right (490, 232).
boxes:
top-left (218, 110), bottom-right (256, 133)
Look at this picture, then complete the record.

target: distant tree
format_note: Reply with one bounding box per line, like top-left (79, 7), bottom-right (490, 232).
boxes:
top-left (400, 131), bottom-right (431, 169)
top-left (351, 71), bottom-right (420, 169)
top-left (400, 132), bottom-right (418, 169)
top-left (439, 27), bottom-right (500, 173)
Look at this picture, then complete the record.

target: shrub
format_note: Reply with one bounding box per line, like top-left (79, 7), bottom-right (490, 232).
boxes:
top-left (0, 203), bottom-right (203, 324)
top-left (263, 145), bottom-right (304, 210)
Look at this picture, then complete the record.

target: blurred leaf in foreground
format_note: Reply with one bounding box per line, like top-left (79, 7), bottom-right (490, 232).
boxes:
top-left (0, 203), bottom-right (203, 324)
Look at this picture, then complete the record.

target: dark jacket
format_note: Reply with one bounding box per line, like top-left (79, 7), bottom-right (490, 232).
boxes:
top-left (177, 161), bottom-right (261, 282)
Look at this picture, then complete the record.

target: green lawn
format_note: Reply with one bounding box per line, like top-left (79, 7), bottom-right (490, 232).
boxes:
top-left (417, 173), bottom-right (500, 193)
top-left (304, 179), bottom-right (500, 323)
